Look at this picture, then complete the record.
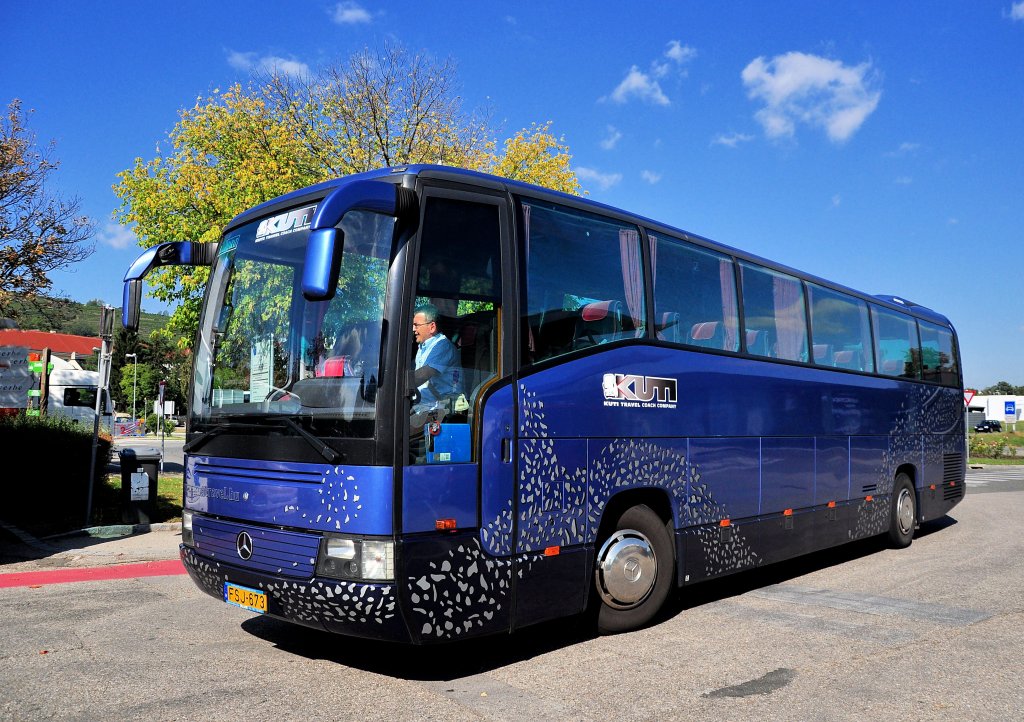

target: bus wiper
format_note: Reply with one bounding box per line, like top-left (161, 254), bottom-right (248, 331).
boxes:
top-left (182, 423), bottom-right (231, 454)
top-left (277, 417), bottom-right (344, 465)
top-left (183, 416), bottom-right (342, 465)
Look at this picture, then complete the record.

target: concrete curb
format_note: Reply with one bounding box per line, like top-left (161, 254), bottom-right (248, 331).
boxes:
top-left (1, 518), bottom-right (181, 548)
top-left (43, 522), bottom-right (183, 540)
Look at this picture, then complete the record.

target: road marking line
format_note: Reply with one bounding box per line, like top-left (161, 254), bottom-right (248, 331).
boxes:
top-left (0, 559), bottom-right (186, 589)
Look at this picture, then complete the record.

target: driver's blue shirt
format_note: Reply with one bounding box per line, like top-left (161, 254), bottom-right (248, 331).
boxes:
top-left (415, 332), bottom-right (460, 408)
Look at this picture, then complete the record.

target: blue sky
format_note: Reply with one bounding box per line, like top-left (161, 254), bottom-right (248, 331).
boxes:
top-left (2, 1), bottom-right (1022, 388)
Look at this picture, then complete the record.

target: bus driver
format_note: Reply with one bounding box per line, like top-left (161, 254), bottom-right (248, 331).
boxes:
top-left (411, 304), bottom-right (461, 425)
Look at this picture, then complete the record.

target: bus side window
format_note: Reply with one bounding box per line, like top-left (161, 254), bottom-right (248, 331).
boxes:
top-left (410, 195), bottom-right (503, 464)
top-left (872, 306), bottom-right (921, 379)
top-left (739, 262), bottom-right (808, 362)
top-left (807, 283), bottom-right (874, 372)
top-left (520, 201), bottom-right (645, 365)
top-left (918, 320), bottom-right (959, 386)
top-left (651, 233), bottom-right (739, 352)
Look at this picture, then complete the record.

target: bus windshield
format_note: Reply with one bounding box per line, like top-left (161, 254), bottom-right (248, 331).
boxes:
top-left (190, 207), bottom-right (395, 439)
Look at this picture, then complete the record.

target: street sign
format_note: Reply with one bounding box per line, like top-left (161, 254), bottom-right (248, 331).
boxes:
top-left (27, 361), bottom-right (53, 374)
top-left (1006, 400), bottom-right (1016, 422)
top-left (963, 390), bottom-right (975, 406)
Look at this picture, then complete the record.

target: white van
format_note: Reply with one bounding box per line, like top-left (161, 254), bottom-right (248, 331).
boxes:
top-left (47, 356), bottom-right (113, 429)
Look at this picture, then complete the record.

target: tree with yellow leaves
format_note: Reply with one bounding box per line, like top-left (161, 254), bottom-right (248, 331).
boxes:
top-left (116, 45), bottom-right (580, 347)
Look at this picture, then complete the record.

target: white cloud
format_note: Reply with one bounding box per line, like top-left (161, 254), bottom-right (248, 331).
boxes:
top-left (741, 52), bottom-right (881, 143)
top-left (608, 66), bottom-right (670, 105)
top-left (97, 223), bottom-right (136, 250)
top-left (885, 141), bottom-right (920, 157)
top-left (1011, 2), bottom-right (1024, 21)
top-left (262, 56), bottom-right (310, 78)
top-left (332, 1), bottom-right (371, 24)
top-left (604, 40), bottom-right (697, 105)
top-left (575, 167), bottom-right (623, 191)
top-left (227, 51), bottom-right (256, 71)
top-left (640, 170), bottom-right (662, 184)
top-left (711, 132), bottom-right (755, 148)
top-left (895, 176), bottom-right (913, 185)
top-left (665, 40), bottom-right (697, 65)
top-left (600, 125), bottom-right (622, 150)
top-left (227, 50), bottom-right (310, 78)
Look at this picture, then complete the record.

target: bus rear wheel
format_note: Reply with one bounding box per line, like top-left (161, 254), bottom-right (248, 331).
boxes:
top-left (888, 472), bottom-right (916, 548)
top-left (594, 504), bottom-right (674, 634)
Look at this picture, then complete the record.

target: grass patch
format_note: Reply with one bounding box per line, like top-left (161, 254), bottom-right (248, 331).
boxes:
top-left (969, 457), bottom-right (1024, 466)
top-left (89, 473), bottom-right (184, 527)
top-left (992, 431), bottom-right (1024, 448)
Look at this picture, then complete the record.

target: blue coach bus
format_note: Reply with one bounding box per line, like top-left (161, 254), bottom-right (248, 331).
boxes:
top-left (122, 165), bottom-right (965, 641)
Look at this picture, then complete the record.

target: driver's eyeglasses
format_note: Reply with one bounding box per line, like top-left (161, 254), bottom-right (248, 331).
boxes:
top-left (412, 321), bottom-right (434, 328)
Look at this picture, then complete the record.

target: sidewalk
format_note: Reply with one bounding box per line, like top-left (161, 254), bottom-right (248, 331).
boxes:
top-left (0, 520), bottom-right (182, 575)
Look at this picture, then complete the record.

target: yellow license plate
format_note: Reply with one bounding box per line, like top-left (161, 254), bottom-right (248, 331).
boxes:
top-left (224, 582), bottom-right (267, 614)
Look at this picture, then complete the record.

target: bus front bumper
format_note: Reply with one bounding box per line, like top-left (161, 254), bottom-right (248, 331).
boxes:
top-left (180, 546), bottom-right (412, 643)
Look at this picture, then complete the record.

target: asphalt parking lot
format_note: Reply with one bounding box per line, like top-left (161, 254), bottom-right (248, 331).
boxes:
top-left (1, 466), bottom-right (1021, 721)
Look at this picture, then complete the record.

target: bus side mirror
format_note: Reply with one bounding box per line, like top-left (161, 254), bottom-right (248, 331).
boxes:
top-left (122, 241), bottom-right (219, 331)
top-left (302, 181), bottom-right (417, 301)
top-left (123, 279), bottom-right (143, 331)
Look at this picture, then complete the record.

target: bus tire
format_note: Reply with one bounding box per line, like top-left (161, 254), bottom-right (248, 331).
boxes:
top-left (594, 504), bottom-right (674, 634)
top-left (888, 473), bottom-right (916, 549)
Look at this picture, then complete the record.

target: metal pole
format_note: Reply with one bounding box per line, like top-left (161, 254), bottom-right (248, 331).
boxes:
top-left (86, 336), bottom-right (110, 527)
top-left (125, 353), bottom-right (137, 428)
top-left (965, 405), bottom-right (970, 466)
top-left (159, 380), bottom-right (166, 472)
top-left (86, 306), bottom-right (115, 528)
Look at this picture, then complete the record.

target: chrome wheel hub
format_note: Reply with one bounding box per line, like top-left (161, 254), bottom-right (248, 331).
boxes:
top-left (595, 529), bottom-right (657, 609)
top-left (896, 487), bottom-right (915, 535)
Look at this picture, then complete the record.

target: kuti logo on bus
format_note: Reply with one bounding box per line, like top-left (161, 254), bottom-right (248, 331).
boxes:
top-left (602, 373), bottom-right (678, 409)
top-left (255, 204), bottom-right (317, 242)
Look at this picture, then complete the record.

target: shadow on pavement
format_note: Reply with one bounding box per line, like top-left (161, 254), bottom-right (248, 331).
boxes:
top-left (238, 513), bottom-right (960, 678)
top-left (241, 612), bottom-right (598, 681)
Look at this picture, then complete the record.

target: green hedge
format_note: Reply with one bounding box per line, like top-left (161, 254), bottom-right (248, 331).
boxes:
top-left (145, 413), bottom-right (176, 436)
top-left (0, 413), bottom-right (113, 533)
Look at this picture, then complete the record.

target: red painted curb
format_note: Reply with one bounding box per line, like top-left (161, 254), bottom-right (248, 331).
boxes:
top-left (0, 559), bottom-right (187, 588)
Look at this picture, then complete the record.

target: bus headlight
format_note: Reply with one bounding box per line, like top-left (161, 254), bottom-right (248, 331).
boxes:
top-left (182, 510), bottom-right (195, 547)
top-left (316, 534), bottom-right (394, 581)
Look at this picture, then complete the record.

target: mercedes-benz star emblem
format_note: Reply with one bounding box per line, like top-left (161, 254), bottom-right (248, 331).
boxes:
top-left (236, 531), bottom-right (254, 560)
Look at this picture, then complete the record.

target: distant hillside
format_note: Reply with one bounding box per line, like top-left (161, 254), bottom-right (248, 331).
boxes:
top-left (2, 296), bottom-right (170, 339)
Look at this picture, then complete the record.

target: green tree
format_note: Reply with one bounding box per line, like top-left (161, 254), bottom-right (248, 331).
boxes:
top-left (119, 362), bottom-right (161, 417)
top-left (980, 381), bottom-right (1024, 395)
top-left (0, 99), bottom-right (95, 320)
top-left (115, 44), bottom-right (581, 350)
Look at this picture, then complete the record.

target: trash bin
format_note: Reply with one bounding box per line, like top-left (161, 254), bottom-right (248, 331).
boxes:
top-left (119, 447), bottom-right (161, 524)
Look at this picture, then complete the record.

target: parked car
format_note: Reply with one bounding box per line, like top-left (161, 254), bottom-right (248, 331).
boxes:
top-left (975, 420), bottom-right (1003, 433)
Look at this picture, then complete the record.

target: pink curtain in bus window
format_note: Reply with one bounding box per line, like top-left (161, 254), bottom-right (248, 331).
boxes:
top-left (522, 204), bottom-right (535, 353)
top-left (649, 234), bottom-right (664, 338)
top-left (648, 234), bottom-right (658, 294)
top-left (719, 260), bottom-right (738, 351)
top-left (773, 274), bottom-right (804, 360)
top-left (858, 303), bottom-right (873, 371)
top-left (619, 229), bottom-right (643, 334)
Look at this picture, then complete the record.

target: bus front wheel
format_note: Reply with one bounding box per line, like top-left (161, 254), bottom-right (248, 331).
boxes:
top-left (594, 504), bottom-right (674, 634)
top-left (888, 473), bottom-right (916, 548)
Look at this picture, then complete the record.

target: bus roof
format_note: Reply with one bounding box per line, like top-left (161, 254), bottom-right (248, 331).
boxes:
top-left (225, 164), bottom-right (952, 328)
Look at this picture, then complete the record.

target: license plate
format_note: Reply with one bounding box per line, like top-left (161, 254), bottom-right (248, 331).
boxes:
top-left (224, 582), bottom-right (267, 614)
